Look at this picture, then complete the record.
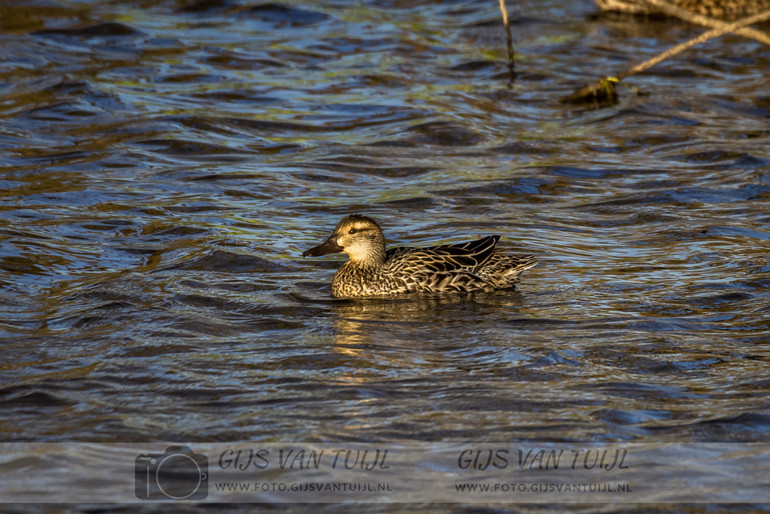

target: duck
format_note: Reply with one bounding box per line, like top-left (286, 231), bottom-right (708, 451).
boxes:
top-left (302, 214), bottom-right (538, 298)
top-left (595, 0), bottom-right (770, 19)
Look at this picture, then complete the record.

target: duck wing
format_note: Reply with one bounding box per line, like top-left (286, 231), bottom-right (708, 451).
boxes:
top-left (384, 235), bottom-right (500, 274)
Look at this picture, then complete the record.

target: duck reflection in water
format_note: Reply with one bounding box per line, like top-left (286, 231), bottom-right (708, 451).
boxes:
top-left (327, 290), bottom-right (528, 350)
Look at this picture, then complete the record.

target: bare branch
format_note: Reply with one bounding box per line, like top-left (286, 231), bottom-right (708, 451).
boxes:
top-left (498, 0), bottom-right (515, 83)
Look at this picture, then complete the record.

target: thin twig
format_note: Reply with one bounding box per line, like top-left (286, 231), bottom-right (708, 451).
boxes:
top-left (618, 8), bottom-right (770, 79)
top-left (642, 0), bottom-right (770, 47)
top-left (498, 0), bottom-right (515, 83)
top-left (563, 7), bottom-right (770, 105)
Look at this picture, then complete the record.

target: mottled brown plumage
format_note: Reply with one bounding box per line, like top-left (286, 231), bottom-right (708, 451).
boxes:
top-left (302, 214), bottom-right (537, 298)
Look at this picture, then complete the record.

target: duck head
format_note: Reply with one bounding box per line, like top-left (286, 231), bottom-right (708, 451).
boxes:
top-left (302, 214), bottom-right (386, 263)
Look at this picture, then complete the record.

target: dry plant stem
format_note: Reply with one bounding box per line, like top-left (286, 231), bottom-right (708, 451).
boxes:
top-left (563, 7), bottom-right (770, 104)
top-left (643, 0), bottom-right (770, 46)
top-left (498, 0), bottom-right (515, 80)
top-left (618, 8), bottom-right (770, 79)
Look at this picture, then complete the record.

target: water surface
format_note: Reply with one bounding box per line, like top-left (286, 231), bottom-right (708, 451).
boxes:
top-left (1, 0), bottom-right (769, 509)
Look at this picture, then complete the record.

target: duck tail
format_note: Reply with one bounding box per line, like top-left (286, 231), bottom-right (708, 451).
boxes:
top-left (478, 254), bottom-right (538, 288)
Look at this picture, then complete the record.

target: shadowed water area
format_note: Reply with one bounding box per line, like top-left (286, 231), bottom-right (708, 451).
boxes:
top-left (1, 0), bottom-right (769, 510)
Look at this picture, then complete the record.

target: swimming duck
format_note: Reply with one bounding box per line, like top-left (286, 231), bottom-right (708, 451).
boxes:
top-left (595, 0), bottom-right (770, 19)
top-left (302, 214), bottom-right (537, 298)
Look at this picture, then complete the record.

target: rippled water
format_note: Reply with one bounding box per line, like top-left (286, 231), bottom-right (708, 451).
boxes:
top-left (2, 0), bottom-right (770, 509)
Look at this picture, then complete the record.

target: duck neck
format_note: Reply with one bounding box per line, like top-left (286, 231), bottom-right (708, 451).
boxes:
top-left (346, 242), bottom-right (386, 269)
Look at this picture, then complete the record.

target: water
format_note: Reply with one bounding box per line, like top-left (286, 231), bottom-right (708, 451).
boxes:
top-left (1, 0), bottom-right (769, 510)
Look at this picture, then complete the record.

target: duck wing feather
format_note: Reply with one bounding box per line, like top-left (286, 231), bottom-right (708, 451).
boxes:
top-left (384, 235), bottom-right (500, 274)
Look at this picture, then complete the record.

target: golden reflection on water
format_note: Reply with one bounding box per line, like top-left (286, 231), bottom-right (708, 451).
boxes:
top-left (329, 293), bottom-right (527, 345)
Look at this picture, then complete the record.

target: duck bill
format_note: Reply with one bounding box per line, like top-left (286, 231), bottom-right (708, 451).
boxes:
top-left (302, 237), bottom-right (343, 257)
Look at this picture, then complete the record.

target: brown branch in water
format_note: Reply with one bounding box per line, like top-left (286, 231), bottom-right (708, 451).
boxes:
top-left (642, 0), bottom-right (770, 47)
top-left (562, 7), bottom-right (770, 106)
top-left (619, 8), bottom-right (770, 78)
top-left (498, 0), bottom-right (515, 83)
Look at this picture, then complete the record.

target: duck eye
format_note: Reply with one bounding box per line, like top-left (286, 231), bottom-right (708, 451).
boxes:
top-left (348, 228), bottom-right (358, 234)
